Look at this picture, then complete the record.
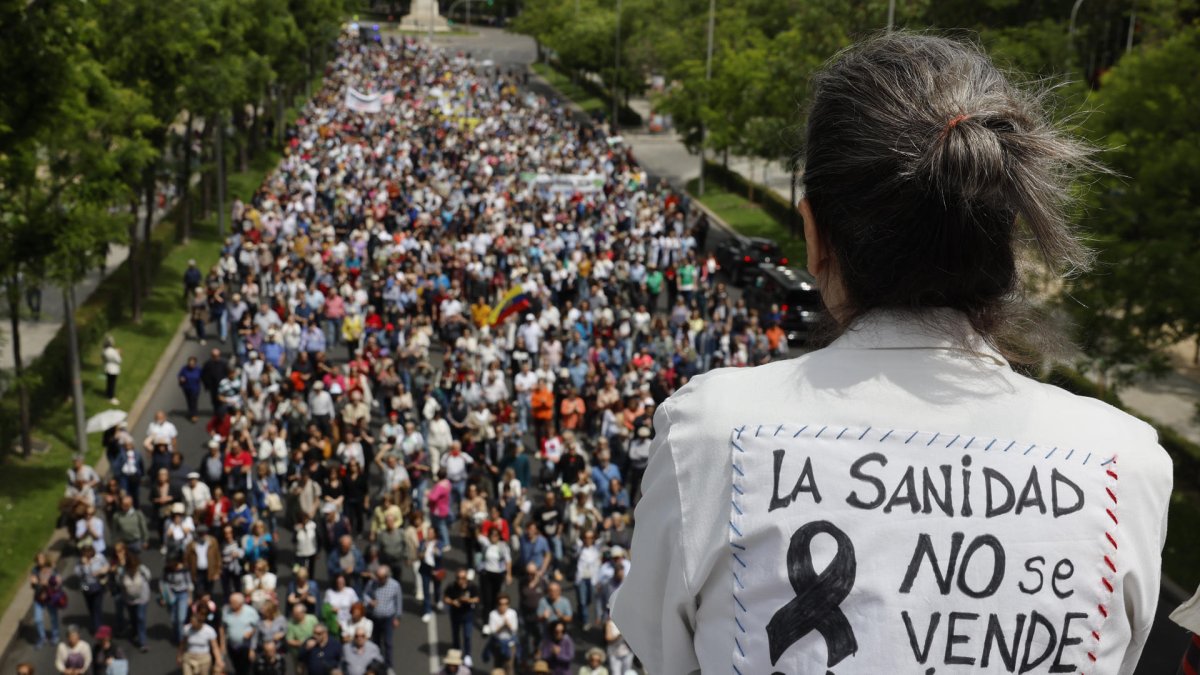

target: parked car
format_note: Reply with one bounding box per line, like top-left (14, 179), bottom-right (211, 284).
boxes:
top-left (714, 236), bottom-right (789, 285)
top-left (741, 264), bottom-right (823, 344)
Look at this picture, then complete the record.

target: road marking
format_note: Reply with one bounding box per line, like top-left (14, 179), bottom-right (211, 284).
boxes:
top-left (427, 605), bottom-right (439, 674)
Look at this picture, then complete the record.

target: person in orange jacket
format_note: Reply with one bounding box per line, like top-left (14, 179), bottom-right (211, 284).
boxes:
top-left (530, 378), bottom-right (556, 445)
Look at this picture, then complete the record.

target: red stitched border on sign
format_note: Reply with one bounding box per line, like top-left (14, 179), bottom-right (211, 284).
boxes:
top-left (1083, 456), bottom-right (1119, 675)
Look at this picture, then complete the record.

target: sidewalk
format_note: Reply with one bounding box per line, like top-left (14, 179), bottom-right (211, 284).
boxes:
top-left (0, 245), bottom-right (131, 370)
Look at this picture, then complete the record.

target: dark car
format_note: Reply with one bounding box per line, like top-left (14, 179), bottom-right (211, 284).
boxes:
top-left (741, 264), bottom-right (823, 344)
top-left (714, 236), bottom-right (789, 285)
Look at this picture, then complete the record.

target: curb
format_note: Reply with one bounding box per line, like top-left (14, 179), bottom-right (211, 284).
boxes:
top-left (0, 314), bottom-right (191, 659)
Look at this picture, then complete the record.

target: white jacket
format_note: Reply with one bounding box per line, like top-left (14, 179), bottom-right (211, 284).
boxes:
top-left (612, 310), bottom-right (1171, 675)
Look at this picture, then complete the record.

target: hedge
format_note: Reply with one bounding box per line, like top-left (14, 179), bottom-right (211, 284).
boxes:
top-left (702, 160), bottom-right (801, 236)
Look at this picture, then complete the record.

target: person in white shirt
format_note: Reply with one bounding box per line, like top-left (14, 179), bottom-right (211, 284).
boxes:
top-left (74, 506), bottom-right (107, 556)
top-left (337, 431), bottom-right (365, 468)
top-left (513, 362), bottom-right (539, 434)
top-left (182, 473), bottom-right (212, 517)
top-left (485, 595), bottom-right (519, 674)
top-left (575, 530), bottom-right (604, 630)
top-left (144, 410), bottom-right (178, 451)
top-left (380, 454), bottom-right (411, 497)
top-left (613, 33), bottom-right (1172, 675)
top-left (517, 314), bottom-right (544, 357)
top-left (257, 424), bottom-right (289, 476)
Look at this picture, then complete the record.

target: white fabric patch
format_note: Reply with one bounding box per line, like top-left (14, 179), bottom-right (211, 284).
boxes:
top-left (728, 424), bottom-right (1119, 675)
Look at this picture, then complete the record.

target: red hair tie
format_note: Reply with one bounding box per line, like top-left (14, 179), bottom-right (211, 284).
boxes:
top-left (945, 113), bottom-right (971, 131)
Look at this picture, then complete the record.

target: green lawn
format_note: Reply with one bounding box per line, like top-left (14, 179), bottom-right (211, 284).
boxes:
top-left (687, 179), bottom-right (807, 265)
top-left (531, 63), bottom-right (606, 117)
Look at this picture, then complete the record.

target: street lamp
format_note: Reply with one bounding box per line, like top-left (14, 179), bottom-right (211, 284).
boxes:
top-left (613, 0), bottom-right (621, 134)
top-left (886, 0), bottom-right (895, 31)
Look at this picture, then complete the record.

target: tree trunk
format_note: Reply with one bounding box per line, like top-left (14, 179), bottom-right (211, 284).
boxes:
top-left (129, 201), bottom-right (143, 324)
top-left (790, 164), bottom-right (800, 232)
top-left (64, 285), bottom-right (87, 456)
top-left (215, 111), bottom-right (228, 238)
top-left (7, 277), bottom-right (32, 457)
top-left (196, 117), bottom-right (210, 220)
top-left (233, 105), bottom-right (249, 172)
top-left (276, 93), bottom-right (286, 146)
top-left (249, 95), bottom-right (261, 159)
top-left (747, 161), bottom-right (756, 203)
top-left (179, 111), bottom-right (195, 243)
top-left (142, 170), bottom-right (156, 295)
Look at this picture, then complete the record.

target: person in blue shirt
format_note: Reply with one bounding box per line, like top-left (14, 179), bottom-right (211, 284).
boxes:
top-left (518, 522), bottom-right (551, 580)
top-left (590, 450), bottom-right (622, 506)
top-left (260, 334), bottom-right (284, 370)
top-left (326, 535), bottom-right (367, 589)
top-left (177, 356), bottom-right (203, 422)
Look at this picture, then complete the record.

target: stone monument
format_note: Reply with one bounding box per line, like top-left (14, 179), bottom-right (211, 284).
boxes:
top-left (399, 0), bottom-right (451, 32)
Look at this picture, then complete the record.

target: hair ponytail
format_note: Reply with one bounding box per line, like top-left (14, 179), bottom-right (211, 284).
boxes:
top-left (802, 31), bottom-right (1101, 359)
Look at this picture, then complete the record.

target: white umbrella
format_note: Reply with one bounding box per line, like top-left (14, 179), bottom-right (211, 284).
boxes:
top-left (85, 409), bottom-right (127, 434)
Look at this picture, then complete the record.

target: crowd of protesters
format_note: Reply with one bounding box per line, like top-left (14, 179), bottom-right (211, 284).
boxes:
top-left (38, 26), bottom-right (794, 675)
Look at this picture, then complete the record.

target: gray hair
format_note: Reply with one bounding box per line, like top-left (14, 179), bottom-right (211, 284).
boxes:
top-left (801, 32), bottom-right (1100, 358)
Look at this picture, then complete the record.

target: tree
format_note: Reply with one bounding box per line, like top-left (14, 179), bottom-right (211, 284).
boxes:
top-left (1065, 24), bottom-right (1200, 389)
top-left (41, 57), bottom-right (148, 455)
top-left (91, 0), bottom-right (204, 322)
top-left (0, 0), bottom-right (87, 456)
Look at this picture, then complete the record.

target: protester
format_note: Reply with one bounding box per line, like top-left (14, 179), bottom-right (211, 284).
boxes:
top-left (102, 336), bottom-right (122, 405)
top-left (53, 626), bottom-right (91, 675)
top-left (362, 564), bottom-right (402, 665)
top-left (443, 567), bottom-right (480, 665)
top-left (30, 553), bottom-right (65, 650)
top-left (116, 554), bottom-right (152, 652)
top-left (178, 612), bottom-right (221, 675)
top-left (75, 546), bottom-right (109, 634)
top-left (177, 356), bottom-right (204, 422)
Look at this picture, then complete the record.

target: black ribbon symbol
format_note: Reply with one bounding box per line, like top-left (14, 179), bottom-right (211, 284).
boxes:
top-left (766, 520), bottom-right (858, 667)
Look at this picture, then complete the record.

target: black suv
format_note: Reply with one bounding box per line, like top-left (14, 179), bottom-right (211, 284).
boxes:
top-left (741, 264), bottom-right (823, 344)
top-left (714, 236), bottom-right (789, 285)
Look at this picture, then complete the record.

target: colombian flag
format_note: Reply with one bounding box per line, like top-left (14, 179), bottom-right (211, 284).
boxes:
top-left (488, 285), bottom-right (532, 326)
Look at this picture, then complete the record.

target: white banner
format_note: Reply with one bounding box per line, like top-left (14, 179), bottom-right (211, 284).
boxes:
top-left (344, 88), bottom-right (383, 113)
top-left (528, 172), bottom-right (605, 196)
